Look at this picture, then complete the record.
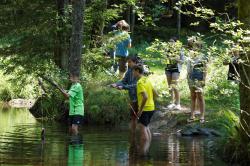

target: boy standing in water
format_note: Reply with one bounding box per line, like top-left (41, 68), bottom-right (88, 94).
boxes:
top-left (111, 56), bottom-right (138, 133)
top-left (133, 65), bottom-right (157, 155)
top-left (60, 75), bottom-right (84, 136)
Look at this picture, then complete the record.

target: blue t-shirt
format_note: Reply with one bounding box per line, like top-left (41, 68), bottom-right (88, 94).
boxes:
top-left (116, 68), bottom-right (137, 102)
top-left (115, 31), bottom-right (131, 57)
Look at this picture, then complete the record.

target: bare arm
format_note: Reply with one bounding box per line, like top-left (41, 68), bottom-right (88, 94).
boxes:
top-left (138, 91), bottom-right (148, 116)
top-left (59, 88), bottom-right (70, 99)
top-left (153, 88), bottom-right (158, 99)
top-left (128, 43), bottom-right (132, 48)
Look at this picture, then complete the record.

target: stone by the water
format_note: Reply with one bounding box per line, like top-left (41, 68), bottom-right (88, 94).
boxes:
top-left (181, 127), bottom-right (221, 137)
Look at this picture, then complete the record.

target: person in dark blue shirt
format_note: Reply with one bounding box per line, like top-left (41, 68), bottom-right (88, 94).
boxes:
top-left (111, 56), bottom-right (138, 133)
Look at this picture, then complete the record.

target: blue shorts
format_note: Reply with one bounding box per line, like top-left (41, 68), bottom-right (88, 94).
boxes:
top-left (190, 69), bottom-right (204, 81)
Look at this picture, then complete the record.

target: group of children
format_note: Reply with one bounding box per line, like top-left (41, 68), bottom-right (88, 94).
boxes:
top-left (111, 56), bottom-right (157, 154)
top-left (108, 23), bottom-right (213, 154)
top-left (58, 21), bottom-right (241, 154)
top-left (57, 20), bottom-right (209, 149)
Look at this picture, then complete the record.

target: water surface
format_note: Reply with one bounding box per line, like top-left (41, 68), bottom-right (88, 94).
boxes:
top-left (0, 106), bottom-right (226, 166)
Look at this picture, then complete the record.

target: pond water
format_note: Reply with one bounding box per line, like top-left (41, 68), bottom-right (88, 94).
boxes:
top-left (0, 106), bottom-right (226, 166)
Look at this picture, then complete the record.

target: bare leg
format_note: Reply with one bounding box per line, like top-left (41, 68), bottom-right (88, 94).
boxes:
top-left (172, 73), bottom-right (180, 105)
top-left (197, 92), bottom-right (205, 119)
top-left (139, 124), bottom-right (150, 155)
top-left (166, 74), bottom-right (174, 103)
top-left (118, 58), bottom-right (127, 79)
top-left (69, 127), bottom-right (72, 134)
top-left (130, 118), bottom-right (137, 136)
top-left (173, 88), bottom-right (180, 105)
top-left (119, 72), bottom-right (125, 79)
top-left (146, 127), bottom-right (152, 142)
top-left (71, 124), bottom-right (79, 136)
top-left (190, 89), bottom-right (196, 119)
top-left (130, 102), bottom-right (138, 136)
top-left (195, 98), bottom-right (199, 112)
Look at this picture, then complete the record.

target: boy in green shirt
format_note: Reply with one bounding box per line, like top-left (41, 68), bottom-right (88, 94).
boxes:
top-left (133, 65), bottom-right (157, 155)
top-left (59, 75), bottom-right (84, 136)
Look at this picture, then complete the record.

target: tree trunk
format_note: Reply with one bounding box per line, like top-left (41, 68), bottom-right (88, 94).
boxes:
top-left (90, 0), bottom-right (107, 48)
top-left (126, 5), bottom-right (131, 26)
top-left (177, 3), bottom-right (181, 39)
top-left (54, 0), bottom-right (70, 71)
top-left (131, 5), bottom-right (135, 35)
top-left (238, 0), bottom-right (250, 141)
top-left (69, 0), bottom-right (85, 77)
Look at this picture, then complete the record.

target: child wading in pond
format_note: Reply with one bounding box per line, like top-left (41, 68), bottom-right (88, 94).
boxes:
top-left (133, 65), bottom-right (158, 155)
top-left (59, 75), bottom-right (84, 136)
top-left (111, 56), bottom-right (138, 133)
top-left (164, 37), bottom-right (184, 110)
top-left (186, 37), bottom-right (208, 124)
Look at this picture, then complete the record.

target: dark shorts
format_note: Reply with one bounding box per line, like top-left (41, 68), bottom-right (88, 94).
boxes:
top-left (138, 111), bottom-right (155, 127)
top-left (130, 101), bottom-right (138, 120)
top-left (68, 115), bottom-right (84, 126)
top-left (165, 65), bottom-right (179, 75)
top-left (118, 57), bottom-right (127, 73)
top-left (190, 69), bottom-right (204, 81)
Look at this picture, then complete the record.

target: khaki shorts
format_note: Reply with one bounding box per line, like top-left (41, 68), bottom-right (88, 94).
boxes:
top-left (118, 57), bottom-right (128, 73)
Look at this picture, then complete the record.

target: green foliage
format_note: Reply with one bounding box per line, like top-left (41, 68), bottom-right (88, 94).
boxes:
top-left (103, 30), bottom-right (130, 51)
top-left (0, 87), bottom-right (13, 101)
top-left (82, 48), bottom-right (112, 76)
top-left (85, 88), bottom-right (129, 125)
top-left (85, 73), bottom-right (129, 125)
top-left (223, 125), bottom-right (250, 165)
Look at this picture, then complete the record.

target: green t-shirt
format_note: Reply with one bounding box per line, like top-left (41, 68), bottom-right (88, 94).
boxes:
top-left (68, 83), bottom-right (84, 116)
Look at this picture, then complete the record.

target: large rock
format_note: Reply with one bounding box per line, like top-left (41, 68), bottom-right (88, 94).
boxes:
top-left (180, 126), bottom-right (221, 137)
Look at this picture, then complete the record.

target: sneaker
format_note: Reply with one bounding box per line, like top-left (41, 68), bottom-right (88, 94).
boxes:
top-left (167, 103), bottom-right (176, 110)
top-left (194, 111), bottom-right (201, 115)
top-left (173, 104), bottom-right (181, 111)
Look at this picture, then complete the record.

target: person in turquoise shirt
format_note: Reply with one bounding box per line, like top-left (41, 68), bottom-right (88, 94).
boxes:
top-left (60, 74), bottom-right (84, 136)
top-left (114, 20), bottom-right (132, 78)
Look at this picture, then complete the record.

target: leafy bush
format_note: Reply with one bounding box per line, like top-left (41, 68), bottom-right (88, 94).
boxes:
top-left (0, 87), bottom-right (13, 101)
top-left (223, 125), bottom-right (250, 165)
top-left (85, 74), bottom-right (129, 125)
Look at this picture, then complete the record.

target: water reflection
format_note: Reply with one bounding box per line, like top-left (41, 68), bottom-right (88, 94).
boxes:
top-left (68, 135), bottom-right (84, 166)
top-left (0, 107), bottom-right (226, 166)
top-left (165, 136), bottom-right (205, 165)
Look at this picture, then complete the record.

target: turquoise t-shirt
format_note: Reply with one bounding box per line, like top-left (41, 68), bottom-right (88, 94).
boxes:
top-left (68, 83), bottom-right (84, 116)
top-left (115, 31), bottom-right (131, 57)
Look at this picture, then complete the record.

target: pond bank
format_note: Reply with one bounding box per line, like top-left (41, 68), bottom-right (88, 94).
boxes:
top-left (150, 106), bottom-right (222, 137)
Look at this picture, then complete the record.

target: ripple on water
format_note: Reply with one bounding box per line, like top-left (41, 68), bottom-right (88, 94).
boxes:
top-left (0, 108), bottom-right (227, 166)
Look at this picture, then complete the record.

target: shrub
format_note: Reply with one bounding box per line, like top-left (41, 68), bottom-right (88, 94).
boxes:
top-left (0, 87), bottom-right (13, 101)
